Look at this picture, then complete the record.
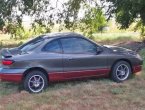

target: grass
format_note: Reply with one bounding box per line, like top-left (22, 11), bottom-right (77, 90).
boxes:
top-left (0, 32), bottom-right (141, 48)
top-left (0, 82), bottom-right (19, 98)
top-left (94, 32), bottom-right (140, 44)
top-left (0, 34), bottom-right (27, 49)
top-left (0, 32), bottom-right (145, 110)
top-left (1, 77), bottom-right (145, 110)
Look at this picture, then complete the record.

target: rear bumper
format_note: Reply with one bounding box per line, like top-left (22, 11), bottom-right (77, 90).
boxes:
top-left (0, 68), bottom-right (25, 83)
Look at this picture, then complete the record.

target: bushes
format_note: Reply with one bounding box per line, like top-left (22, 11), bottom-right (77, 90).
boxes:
top-left (139, 49), bottom-right (145, 69)
top-left (5, 23), bottom-right (51, 40)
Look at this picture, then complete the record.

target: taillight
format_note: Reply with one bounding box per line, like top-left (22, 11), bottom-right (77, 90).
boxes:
top-left (2, 60), bottom-right (14, 65)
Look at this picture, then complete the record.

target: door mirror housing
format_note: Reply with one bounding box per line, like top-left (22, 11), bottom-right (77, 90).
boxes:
top-left (96, 47), bottom-right (103, 54)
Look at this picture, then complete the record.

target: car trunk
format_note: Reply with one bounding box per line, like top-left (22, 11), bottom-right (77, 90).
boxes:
top-left (0, 48), bottom-right (21, 66)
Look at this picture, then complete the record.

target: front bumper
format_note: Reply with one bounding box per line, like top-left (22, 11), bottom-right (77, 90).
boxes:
top-left (133, 65), bottom-right (142, 74)
top-left (0, 68), bottom-right (25, 83)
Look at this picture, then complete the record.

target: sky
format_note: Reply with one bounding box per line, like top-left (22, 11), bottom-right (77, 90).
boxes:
top-left (23, 0), bottom-right (67, 21)
top-left (22, 0), bottom-right (110, 26)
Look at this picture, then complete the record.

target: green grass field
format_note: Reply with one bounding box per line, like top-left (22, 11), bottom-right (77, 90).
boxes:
top-left (0, 32), bottom-right (145, 110)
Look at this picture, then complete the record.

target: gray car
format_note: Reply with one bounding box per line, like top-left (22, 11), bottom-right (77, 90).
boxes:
top-left (0, 32), bottom-right (143, 93)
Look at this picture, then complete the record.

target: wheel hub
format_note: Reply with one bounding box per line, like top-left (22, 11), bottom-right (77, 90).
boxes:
top-left (33, 81), bottom-right (40, 87)
top-left (120, 71), bottom-right (125, 75)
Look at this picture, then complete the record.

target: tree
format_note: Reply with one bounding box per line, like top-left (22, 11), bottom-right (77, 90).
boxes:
top-left (63, 0), bottom-right (107, 38)
top-left (80, 7), bottom-right (106, 39)
top-left (102, 0), bottom-right (145, 39)
top-left (0, 0), bottom-right (107, 39)
top-left (0, 0), bottom-right (55, 37)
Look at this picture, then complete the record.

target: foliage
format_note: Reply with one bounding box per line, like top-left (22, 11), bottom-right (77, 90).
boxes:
top-left (103, 0), bottom-right (145, 28)
top-left (0, 18), bottom-right (5, 30)
top-left (139, 49), bottom-right (145, 69)
top-left (134, 20), bottom-right (145, 40)
top-left (6, 23), bottom-right (24, 39)
top-left (5, 22), bottom-right (51, 39)
top-left (0, 0), bottom-right (145, 35)
top-left (101, 0), bottom-right (145, 39)
top-left (0, 0), bottom-right (107, 39)
top-left (31, 23), bottom-right (51, 35)
top-left (80, 7), bottom-right (106, 39)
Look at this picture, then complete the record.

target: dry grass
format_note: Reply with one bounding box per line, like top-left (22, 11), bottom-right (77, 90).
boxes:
top-left (0, 32), bottom-right (140, 48)
top-left (0, 34), bottom-right (28, 49)
top-left (0, 75), bottom-right (145, 110)
top-left (94, 32), bottom-right (140, 45)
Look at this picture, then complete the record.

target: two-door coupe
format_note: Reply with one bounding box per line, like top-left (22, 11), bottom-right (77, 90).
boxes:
top-left (0, 32), bottom-right (143, 93)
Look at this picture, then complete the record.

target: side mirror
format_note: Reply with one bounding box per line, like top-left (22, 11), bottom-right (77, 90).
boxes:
top-left (96, 47), bottom-right (103, 54)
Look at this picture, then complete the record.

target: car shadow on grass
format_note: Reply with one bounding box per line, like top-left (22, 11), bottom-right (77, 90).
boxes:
top-left (45, 77), bottom-right (115, 92)
top-left (0, 74), bottom-right (138, 97)
top-left (0, 77), bottom-right (111, 95)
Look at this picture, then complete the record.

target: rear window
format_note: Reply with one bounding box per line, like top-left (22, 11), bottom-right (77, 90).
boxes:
top-left (20, 37), bottom-right (44, 52)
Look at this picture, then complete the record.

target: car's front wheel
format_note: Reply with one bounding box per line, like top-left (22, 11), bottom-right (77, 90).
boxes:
top-left (23, 70), bottom-right (48, 93)
top-left (111, 61), bottom-right (132, 83)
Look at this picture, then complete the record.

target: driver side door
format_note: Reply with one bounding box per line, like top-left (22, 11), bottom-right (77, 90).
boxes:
top-left (60, 37), bottom-right (109, 79)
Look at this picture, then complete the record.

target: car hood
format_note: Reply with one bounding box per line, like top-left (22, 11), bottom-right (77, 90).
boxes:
top-left (104, 45), bottom-right (137, 55)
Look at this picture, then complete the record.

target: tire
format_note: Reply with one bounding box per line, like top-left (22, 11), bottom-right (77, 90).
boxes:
top-left (23, 70), bottom-right (48, 93)
top-left (111, 61), bottom-right (132, 83)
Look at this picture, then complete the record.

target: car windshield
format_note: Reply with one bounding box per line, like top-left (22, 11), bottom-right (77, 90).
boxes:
top-left (19, 36), bottom-right (45, 52)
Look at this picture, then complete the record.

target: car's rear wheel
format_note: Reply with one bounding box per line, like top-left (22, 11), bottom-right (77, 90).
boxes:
top-left (23, 70), bottom-right (48, 93)
top-left (111, 61), bottom-right (132, 83)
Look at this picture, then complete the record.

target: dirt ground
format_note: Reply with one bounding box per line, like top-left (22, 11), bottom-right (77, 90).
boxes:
top-left (114, 41), bottom-right (145, 52)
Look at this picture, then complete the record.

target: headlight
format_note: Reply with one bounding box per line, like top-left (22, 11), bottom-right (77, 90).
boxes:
top-left (136, 54), bottom-right (142, 60)
top-left (127, 51), bottom-right (137, 56)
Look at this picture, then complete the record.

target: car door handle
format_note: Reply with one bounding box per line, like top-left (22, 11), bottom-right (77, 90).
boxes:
top-left (67, 57), bottom-right (75, 61)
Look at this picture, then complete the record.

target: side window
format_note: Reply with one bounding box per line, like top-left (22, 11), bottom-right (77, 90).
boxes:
top-left (42, 40), bottom-right (61, 53)
top-left (60, 37), bottom-right (97, 54)
top-left (77, 38), bottom-right (97, 54)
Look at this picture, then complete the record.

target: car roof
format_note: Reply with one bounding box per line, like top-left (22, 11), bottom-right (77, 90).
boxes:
top-left (42, 32), bottom-right (84, 39)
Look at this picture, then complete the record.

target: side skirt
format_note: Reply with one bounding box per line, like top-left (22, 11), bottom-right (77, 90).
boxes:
top-left (49, 68), bottom-right (111, 82)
